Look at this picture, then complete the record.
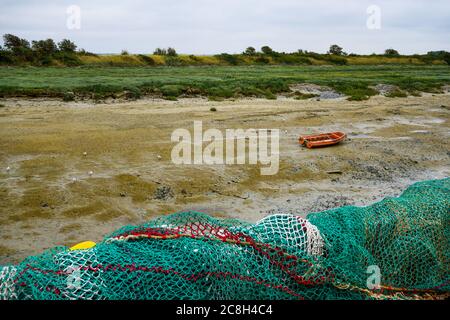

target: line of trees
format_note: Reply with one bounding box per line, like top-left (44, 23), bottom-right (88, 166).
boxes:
top-left (236, 45), bottom-right (349, 65)
top-left (239, 44), bottom-right (449, 65)
top-left (1, 33), bottom-right (449, 66)
top-left (0, 33), bottom-right (183, 65)
top-left (0, 34), bottom-right (84, 65)
top-left (153, 47), bottom-right (177, 56)
top-left (243, 44), bottom-right (403, 57)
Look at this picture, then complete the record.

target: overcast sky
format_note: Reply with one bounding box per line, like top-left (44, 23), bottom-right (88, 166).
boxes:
top-left (0, 0), bottom-right (449, 54)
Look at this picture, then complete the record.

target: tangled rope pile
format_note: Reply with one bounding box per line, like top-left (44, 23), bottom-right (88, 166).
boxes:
top-left (0, 178), bottom-right (448, 300)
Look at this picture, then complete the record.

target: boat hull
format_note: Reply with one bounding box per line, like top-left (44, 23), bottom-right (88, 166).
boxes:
top-left (299, 132), bottom-right (346, 148)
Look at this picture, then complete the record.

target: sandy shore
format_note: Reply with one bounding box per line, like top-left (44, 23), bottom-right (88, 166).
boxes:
top-left (0, 94), bottom-right (449, 264)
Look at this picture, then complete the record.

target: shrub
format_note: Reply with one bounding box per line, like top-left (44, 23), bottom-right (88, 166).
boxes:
top-left (244, 47), bottom-right (256, 56)
top-left (261, 46), bottom-right (275, 55)
top-left (254, 56), bottom-right (270, 64)
top-left (153, 48), bottom-right (167, 55)
top-left (303, 51), bottom-right (323, 60)
top-left (275, 54), bottom-right (312, 65)
top-left (264, 91), bottom-right (277, 100)
top-left (165, 56), bottom-right (185, 66)
top-left (426, 51), bottom-right (450, 65)
top-left (235, 85), bottom-right (259, 97)
top-left (160, 84), bottom-right (185, 97)
top-left (347, 93), bottom-right (370, 101)
top-left (3, 34), bottom-right (30, 52)
top-left (137, 54), bottom-right (156, 65)
top-left (78, 49), bottom-right (98, 56)
top-left (3, 34), bottom-right (33, 62)
top-left (0, 50), bottom-right (13, 64)
top-left (208, 96), bottom-right (224, 102)
top-left (210, 107), bottom-right (217, 111)
top-left (207, 86), bottom-right (234, 98)
top-left (384, 48), bottom-right (400, 56)
top-left (330, 82), bottom-right (377, 101)
top-left (258, 79), bottom-right (291, 93)
top-left (346, 88), bottom-right (378, 101)
top-left (121, 50), bottom-right (129, 55)
top-left (294, 92), bottom-right (318, 100)
top-left (164, 96), bottom-right (178, 101)
top-left (123, 86), bottom-right (142, 99)
top-left (78, 84), bottom-right (123, 99)
top-left (216, 53), bottom-right (240, 65)
top-left (54, 52), bottom-right (82, 66)
top-left (153, 48), bottom-right (177, 57)
top-left (36, 55), bottom-right (53, 66)
top-left (328, 44), bottom-right (344, 56)
top-left (32, 39), bottom-right (58, 56)
top-left (63, 92), bottom-right (75, 101)
top-left (396, 78), bottom-right (444, 93)
top-left (58, 39), bottom-right (77, 53)
top-left (385, 89), bottom-right (408, 98)
top-left (167, 47), bottom-right (177, 57)
top-left (325, 55), bottom-right (348, 65)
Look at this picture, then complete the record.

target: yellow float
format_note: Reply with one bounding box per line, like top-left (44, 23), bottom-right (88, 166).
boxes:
top-left (69, 241), bottom-right (96, 251)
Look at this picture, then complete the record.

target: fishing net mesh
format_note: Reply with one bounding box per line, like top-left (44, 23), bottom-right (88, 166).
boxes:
top-left (0, 178), bottom-right (449, 300)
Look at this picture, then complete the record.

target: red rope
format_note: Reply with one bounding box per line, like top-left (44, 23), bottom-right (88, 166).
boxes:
top-left (18, 264), bottom-right (305, 299)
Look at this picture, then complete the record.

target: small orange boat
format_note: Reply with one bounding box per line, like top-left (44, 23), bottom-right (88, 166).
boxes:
top-left (299, 132), bottom-right (346, 148)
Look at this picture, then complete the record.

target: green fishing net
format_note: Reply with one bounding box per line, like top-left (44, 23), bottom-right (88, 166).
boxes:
top-left (0, 178), bottom-right (448, 300)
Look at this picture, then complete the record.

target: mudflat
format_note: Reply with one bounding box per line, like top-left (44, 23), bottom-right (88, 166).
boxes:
top-left (0, 94), bottom-right (449, 263)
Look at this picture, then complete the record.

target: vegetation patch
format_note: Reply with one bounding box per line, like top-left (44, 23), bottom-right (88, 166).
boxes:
top-left (294, 92), bottom-right (319, 100)
top-left (0, 34), bottom-right (448, 102)
top-left (1, 34), bottom-right (448, 68)
top-left (385, 89), bottom-right (408, 98)
top-left (328, 82), bottom-right (379, 101)
top-left (62, 91), bottom-right (75, 101)
top-left (0, 65), bottom-right (448, 102)
top-left (160, 84), bottom-right (186, 97)
top-left (208, 96), bottom-right (224, 102)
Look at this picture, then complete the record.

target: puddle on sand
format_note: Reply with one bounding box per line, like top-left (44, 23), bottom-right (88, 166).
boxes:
top-left (410, 130), bottom-right (430, 134)
top-left (350, 134), bottom-right (381, 139)
top-left (388, 136), bottom-right (413, 141)
top-left (350, 134), bottom-right (411, 141)
top-left (392, 116), bottom-right (446, 127)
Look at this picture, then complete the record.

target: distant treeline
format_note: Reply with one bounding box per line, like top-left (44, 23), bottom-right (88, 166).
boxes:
top-left (1, 34), bottom-right (449, 67)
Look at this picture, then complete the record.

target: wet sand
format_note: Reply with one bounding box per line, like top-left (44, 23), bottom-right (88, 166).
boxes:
top-left (0, 94), bottom-right (449, 264)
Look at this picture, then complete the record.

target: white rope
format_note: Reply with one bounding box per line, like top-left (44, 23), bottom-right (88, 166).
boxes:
top-left (0, 266), bottom-right (17, 300)
top-left (304, 220), bottom-right (324, 256)
top-left (254, 214), bottom-right (324, 256)
top-left (54, 249), bottom-right (106, 300)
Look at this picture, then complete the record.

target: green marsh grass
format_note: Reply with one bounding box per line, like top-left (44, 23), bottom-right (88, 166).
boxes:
top-left (0, 65), bottom-right (448, 101)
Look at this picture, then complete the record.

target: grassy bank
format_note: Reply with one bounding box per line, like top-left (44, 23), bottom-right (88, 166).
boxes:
top-left (3, 51), bottom-right (448, 68)
top-left (2, 34), bottom-right (449, 68)
top-left (0, 65), bottom-right (449, 101)
top-left (76, 53), bottom-right (448, 67)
